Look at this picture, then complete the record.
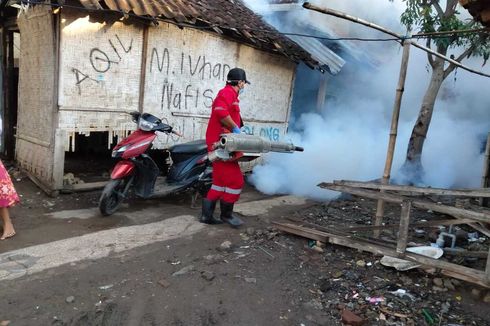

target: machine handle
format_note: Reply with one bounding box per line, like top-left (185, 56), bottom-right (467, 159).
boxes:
top-left (171, 130), bottom-right (183, 137)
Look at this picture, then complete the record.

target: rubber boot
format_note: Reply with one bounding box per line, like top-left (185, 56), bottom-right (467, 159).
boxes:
top-left (199, 199), bottom-right (222, 224)
top-left (220, 201), bottom-right (244, 227)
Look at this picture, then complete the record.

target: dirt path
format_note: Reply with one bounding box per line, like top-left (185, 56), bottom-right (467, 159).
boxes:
top-left (1, 173), bottom-right (489, 326)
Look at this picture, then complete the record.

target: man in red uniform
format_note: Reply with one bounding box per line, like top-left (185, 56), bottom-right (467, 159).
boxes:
top-left (200, 68), bottom-right (250, 227)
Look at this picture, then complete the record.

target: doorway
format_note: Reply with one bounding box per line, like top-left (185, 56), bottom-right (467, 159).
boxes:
top-left (1, 28), bottom-right (20, 159)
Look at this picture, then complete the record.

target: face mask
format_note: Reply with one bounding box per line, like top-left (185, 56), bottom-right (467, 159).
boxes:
top-left (238, 86), bottom-right (245, 95)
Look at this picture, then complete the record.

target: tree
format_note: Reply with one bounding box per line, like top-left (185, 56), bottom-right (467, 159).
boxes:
top-left (397, 0), bottom-right (490, 182)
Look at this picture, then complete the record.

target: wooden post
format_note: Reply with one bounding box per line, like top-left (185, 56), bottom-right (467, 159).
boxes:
top-left (374, 40), bottom-right (411, 237)
top-left (481, 132), bottom-right (490, 207)
top-left (138, 26), bottom-right (149, 113)
top-left (316, 74), bottom-right (328, 113)
top-left (396, 200), bottom-right (411, 255)
top-left (53, 129), bottom-right (66, 190)
top-left (486, 246), bottom-right (490, 284)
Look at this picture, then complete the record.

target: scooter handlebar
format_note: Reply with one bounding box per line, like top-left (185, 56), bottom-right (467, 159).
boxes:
top-left (171, 130), bottom-right (183, 137)
top-left (294, 146), bottom-right (304, 152)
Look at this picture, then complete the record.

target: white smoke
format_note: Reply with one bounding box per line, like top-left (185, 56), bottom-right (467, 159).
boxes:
top-left (245, 0), bottom-right (490, 200)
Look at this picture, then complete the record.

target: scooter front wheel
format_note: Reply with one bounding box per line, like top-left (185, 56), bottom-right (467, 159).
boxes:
top-left (99, 177), bottom-right (133, 216)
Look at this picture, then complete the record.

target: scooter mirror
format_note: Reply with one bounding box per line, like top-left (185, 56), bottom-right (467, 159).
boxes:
top-left (158, 122), bottom-right (173, 133)
top-left (129, 111), bottom-right (141, 123)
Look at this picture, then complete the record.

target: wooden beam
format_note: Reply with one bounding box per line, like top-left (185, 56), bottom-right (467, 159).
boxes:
top-left (274, 222), bottom-right (489, 287)
top-left (316, 74), bottom-right (327, 113)
top-left (396, 201), bottom-right (411, 255)
top-left (138, 25), bottom-right (149, 113)
top-left (337, 218), bottom-right (476, 232)
top-left (273, 222), bottom-right (329, 242)
top-left (283, 217), bottom-right (401, 247)
top-left (319, 183), bottom-right (490, 224)
top-left (62, 181), bottom-right (107, 193)
top-left (443, 248), bottom-right (488, 258)
top-left (53, 129), bottom-right (66, 190)
top-left (332, 180), bottom-right (490, 197)
top-left (329, 236), bottom-right (488, 287)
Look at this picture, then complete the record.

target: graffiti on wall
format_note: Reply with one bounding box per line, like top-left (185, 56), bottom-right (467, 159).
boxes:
top-left (71, 34), bottom-right (134, 95)
top-left (59, 22), bottom-right (292, 151)
top-left (149, 47), bottom-right (231, 112)
top-left (153, 118), bottom-right (284, 146)
top-left (242, 125), bottom-right (281, 141)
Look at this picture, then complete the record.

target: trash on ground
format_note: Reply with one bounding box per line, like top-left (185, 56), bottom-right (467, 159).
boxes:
top-left (380, 246), bottom-right (443, 271)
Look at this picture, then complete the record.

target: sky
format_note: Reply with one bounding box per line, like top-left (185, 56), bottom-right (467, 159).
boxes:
top-left (244, 0), bottom-right (490, 200)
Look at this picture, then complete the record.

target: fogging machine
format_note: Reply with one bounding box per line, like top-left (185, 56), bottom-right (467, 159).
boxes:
top-left (208, 133), bottom-right (304, 162)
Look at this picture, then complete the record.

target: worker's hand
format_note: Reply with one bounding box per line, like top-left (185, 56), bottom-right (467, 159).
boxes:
top-left (232, 126), bottom-right (241, 134)
top-left (232, 151), bottom-right (244, 161)
top-left (211, 141), bottom-right (220, 150)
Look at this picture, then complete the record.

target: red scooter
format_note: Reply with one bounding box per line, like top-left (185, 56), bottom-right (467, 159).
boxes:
top-left (99, 112), bottom-right (212, 216)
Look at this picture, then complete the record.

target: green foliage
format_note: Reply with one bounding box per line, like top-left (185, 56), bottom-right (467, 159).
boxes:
top-left (392, 0), bottom-right (489, 62)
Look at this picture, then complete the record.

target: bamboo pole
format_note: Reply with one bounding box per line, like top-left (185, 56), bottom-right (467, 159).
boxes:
top-left (371, 40), bottom-right (411, 237)
top-left (302, 3), bottom-right (490, 79)
top-left (320, 183), bottom-right (490, 224)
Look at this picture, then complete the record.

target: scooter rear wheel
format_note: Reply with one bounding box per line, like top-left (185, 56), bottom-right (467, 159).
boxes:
top-left (99, 178), bottom-right (132, 216)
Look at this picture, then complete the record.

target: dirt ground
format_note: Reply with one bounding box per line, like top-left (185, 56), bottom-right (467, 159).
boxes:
top-left (1, 167), bottom-right (490, 326)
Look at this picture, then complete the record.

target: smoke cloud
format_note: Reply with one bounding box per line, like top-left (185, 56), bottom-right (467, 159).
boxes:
top-left (245, 0), bottom-right (490, 200)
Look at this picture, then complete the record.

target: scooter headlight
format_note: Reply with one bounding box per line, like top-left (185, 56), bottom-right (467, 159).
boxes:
top-left (138, 118), bottom-right (156, 131)
top-left (112, 145), bottom-right (129, 158)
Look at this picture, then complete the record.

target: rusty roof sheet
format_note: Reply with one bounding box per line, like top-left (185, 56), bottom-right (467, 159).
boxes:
top-left (459, 0), bottom-right (490, 27)
top-left (76, 0), bottom-right (331, 71)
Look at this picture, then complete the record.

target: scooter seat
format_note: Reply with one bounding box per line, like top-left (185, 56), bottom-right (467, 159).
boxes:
top-left (170, 140), bottom-right (207, 154)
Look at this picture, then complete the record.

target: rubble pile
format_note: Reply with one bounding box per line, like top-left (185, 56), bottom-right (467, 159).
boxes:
top-left (259, 197), bottom-right (490, 325)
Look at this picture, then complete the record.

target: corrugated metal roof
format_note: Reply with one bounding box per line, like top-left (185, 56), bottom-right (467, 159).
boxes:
top-left (75, 0), bottom-right (340, 72)
top-left (286, 35), bottom-right (345, 74)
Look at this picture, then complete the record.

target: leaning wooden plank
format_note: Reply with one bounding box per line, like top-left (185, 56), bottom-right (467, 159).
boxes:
top-left (329, 180), bottom-right (490, 197)
top-left (467, 222), bottom-right (490, 238)
top-left (328, 235), bottom-right (489, 288)
top-left (441, 269), bottom-right (489, 288)
top-left (276, 221), bottom-right (396, 247)
top-left (274, 222), bottom-right (489, 287)
top-left (320, 183), bottom-right (490, 224)
top-left (338, 218), bottom-right (476, 232)
top-left (443, 248), bottom-right (488, 258)
top-left (273, 222), bottom-right (330, 242)
top-left (63, 181), bottom-right (108, 192)
top-left (274, 222), bottom-right (397, 251)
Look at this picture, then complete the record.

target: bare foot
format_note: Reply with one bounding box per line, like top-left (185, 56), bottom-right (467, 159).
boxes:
top-left (1, 224), bottom-right (16, 240)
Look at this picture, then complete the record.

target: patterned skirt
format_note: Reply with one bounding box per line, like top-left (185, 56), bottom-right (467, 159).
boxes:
top-left (0, 160), bottom-right (19, 208)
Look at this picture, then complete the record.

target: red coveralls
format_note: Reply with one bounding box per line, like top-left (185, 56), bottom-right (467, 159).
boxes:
top-left (205, 84), bottom-right (244, 204)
